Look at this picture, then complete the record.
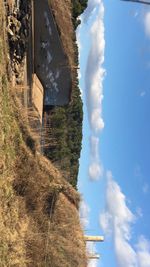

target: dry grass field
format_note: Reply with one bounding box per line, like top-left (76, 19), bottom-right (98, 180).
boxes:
top-left (0, 0), bottom-right (87, 266)
top-left (50, 0), bottom-right (75, 68)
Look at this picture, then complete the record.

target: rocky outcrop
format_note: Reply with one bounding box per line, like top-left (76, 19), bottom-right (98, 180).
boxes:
top-left (6, 0), bottom-right (31, 83)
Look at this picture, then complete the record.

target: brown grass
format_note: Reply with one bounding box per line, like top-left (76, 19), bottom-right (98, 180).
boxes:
top-left (13, 143), bottom-right (87, 267)
top-left (49, 0), bottom-right (80, 103)
top-left (50, 0), bottom-right (75, 67)
top-left (0, 1), bottom-right (87, 266)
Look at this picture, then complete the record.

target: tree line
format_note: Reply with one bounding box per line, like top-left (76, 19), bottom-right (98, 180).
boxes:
top-left (72, 0), bottom-right (88, 28)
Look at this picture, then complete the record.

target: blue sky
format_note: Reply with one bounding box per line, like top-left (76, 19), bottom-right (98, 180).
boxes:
top-left (77, 1), bottom-right (150, 267)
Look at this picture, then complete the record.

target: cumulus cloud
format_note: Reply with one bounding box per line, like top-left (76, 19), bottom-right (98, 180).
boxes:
top-left (88, 259), bottom-right (98, 267)
top-left (76, 26), bottom-right (82, 83)
top-left (83, 0), bottom-right (102, 23)
top-left (76, 25), bottom-right (82, 57)
top-left (100, 171), bottom-right (135, 238)
top-left (144, 12), bottom-right (150, 38)
top-left (89, 162), bottom-right (103, 180)
top-left (100, 171), bottom-right (150, 267)
top-left (136, 236), bottom-right (150, 267)
top-left (88, 136), bottom-right (103, 180)
top-left (77, 1), bottom-right (105, 181)
top-left (79, 199), bottom-right (90, 228)
top-left (90, 136), bottom-right (99, 159)
top-left (85, 1), bottom-right (105, 133)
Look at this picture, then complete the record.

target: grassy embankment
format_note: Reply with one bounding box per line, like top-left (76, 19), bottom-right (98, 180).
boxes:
top-left (0, 0), bottom-right (87, 266)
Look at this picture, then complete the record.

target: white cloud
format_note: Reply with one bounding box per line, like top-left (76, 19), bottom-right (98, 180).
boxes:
top-left (136, 236), bottom-right (150, 267)
top-left (90, 136), bottom-right (99, 159)
top-left (89, 162), bottom-right (103, 180)
top-left (85, 1), bottom-right (105, 133)
top-left (88, 259), bottom-right (98, 267)
top-left (144, 12), bottom-right (150, 38)
top-left (76, 25), bottom-right (82, 56)
top-left (100, 171), bottom-right (150, 267)
top-left (100, 171), bottom-right (135, 239)
top-left (115, 233), bottom-right (137, 267)
top-left (76, 25), bottom-right (83, 98)
top-left (91, 108), bottom-right (105, 132)
top-left (77, 1), bottom-right (105, 181)
top-left (83, 0), bottom-right (102, 23)
top-left (88, 136), bottom-right (103, 180)
top-left (79, 199), bottom-right (90, 228)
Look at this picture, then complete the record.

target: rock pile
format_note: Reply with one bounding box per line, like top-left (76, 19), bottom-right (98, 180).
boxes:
top-left (6, 0), bottom-right (31, 84)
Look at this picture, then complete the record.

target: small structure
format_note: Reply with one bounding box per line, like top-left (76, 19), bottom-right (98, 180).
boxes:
top-left (85, 235), bottom-right (104, 264)
top-left (32, 74), bottom-right (44, 123)
top-left (84, 236), bottom-right (104, 242)
top-left (88, 254), bottom-right (100, 260)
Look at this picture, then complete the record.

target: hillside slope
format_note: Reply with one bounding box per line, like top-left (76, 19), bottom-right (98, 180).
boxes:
top-left (0, 0), bottom-right (87, 266)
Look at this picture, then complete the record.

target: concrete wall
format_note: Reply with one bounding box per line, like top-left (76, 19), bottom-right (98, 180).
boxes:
top-left (32, 74), bottom-right (44, 123)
